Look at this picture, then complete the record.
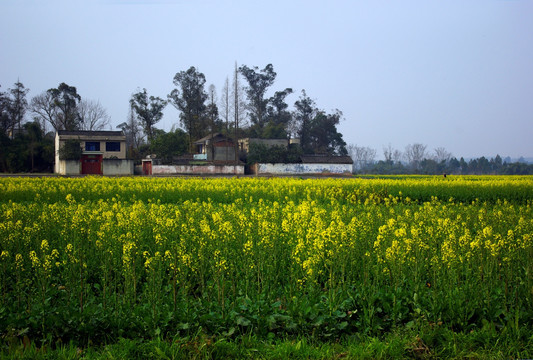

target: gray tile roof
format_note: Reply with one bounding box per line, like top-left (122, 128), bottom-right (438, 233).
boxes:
top-left (57, 130), bottom-right (124, 137)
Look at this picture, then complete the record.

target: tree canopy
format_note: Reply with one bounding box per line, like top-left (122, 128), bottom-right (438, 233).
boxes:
top-left (31, 82), bottom-right (111, 133)
top-left (307, 110), bottom-right (347, 156)
top-left (1, 82), bottom-right (29, 137)
top-left (168, 66), bottom-right (209, 151)
top-left (48, 82), bottom-right (82, 131)
top-left (293, 90), bottom-right (316, 153)
top-left (150, 127), bottom-right (188, 163)
top-left (130, 88), bottom-right (167, 147)
top-left (239, 64), bottom-right (277, 137)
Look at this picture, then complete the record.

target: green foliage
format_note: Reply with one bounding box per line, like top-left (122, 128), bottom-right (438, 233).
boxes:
top-left (0, 121), bottom-right (54, 172)
top-left (364, 156), bottom-right (533, 175)
top-left (294, 90), bottom-right (316, 153)
top-left (0, 132), bottom-right (11, 172)
top-left (0, 81), bottom-right (29, 136)
top-left (1, 330), bottom-right (529, 359)
top-left (0, 86), bottom-right (9, 133)
top-left (292, 90), bottom-right (347, 156)
top-left (261, 121), bottom-right (287, 139)
top-left (286, 144), bottom-right (304, 163)
top-left (501, 161), bottom-right (533, 175)
top-left (58, 139), bottom-right (82, 160)
top-left (47, 83), bottom-right (81, 131)
top-left (307, 110), bottom-right (347, 156)
top-left (262, 88), bottom-right (293, 139)
top-left (130, 89), bottom-right (167, 145)
top-left (247, 143), bottom-right (285, 164)
top-left (151, 127), bottom-right (188, 164)
top-left (168, 66), bottom-right (209, 149)
top-left (239, 64), bottom-right (277, 133)
top-left (246, 143), bottom-right (302, 164)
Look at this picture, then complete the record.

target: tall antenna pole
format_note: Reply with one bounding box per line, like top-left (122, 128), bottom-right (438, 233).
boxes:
top-left (234, 62), bottom-right (239, 171)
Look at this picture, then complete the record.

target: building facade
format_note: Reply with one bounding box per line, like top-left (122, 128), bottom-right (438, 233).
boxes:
top-left (55, 130), bottom-right (133, 175)
top-left (193, 133), bottom-right (236, 162)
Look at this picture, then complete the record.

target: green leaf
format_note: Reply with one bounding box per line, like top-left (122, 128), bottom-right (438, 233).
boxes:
top-left (337, 321), bottom-right (348, 330)
top-left (222, 327), bottom-right (235, 337)
top-left (313, 316), bottom-right (324, 327)
top-left (177, 323), bottom-right (189, 330)
top-left (236, 316), bottom-right (251, 327)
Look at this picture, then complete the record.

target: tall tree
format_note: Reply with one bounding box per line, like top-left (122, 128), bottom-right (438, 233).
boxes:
top-left (117, 104), bottom-right (144, 159)
top-left (293, 90), bottom-right (316, 153)
top-left (0, 89), bottom-right (10, 169)
top-left (0, 85), bottom-right (11, 136)
top-left (292, 90), bottom-right (347, 155)
top-left (491, 154), bottom-right (503, 173)
top-left (220, 77), bottom-right (230, 135)
top-left (233, 63), bottom-right (242, 163)
top-left (231, 62), bottom-right (248, 133)
top-left (348, 144), bottom-right (377, 172)
top-left (22, 121), bottom-right (43, 172)
top-left (207, 84), bottom-right (219, 159)
top-left (434, 147), bottom-right (452, 164)
top-left (7, 81), bottom-right (29, 137)
top-left (168, 66), bottom-right (208, 151)
top-left (47, 82), bottom-right (81, 131)
top-left (220, 77), bottom-right (232, 162)
top-left (1, 82), bottom-right (29, 137)
top-left (383, 144), bottom-right (394, 163)
top-left (393, 149), bottom-right (403, 164)
top-left (239, 64), bottom-right (276, 136)
top-left (30, 91), bottom-right (58, 132)
top-left (207, 84), bottom-right (220, 132)
top-left (308, 110), bottom-right (347, 155)
top-left (383, 143), bottom-right (402, 164)
top-left (77, 99), bottom-right (111, 131)
top-left (405, 143), bottom-right (427, 171)
top-left (264, 88), bottom-right (293, 139)
top-left (130, 88), bottom-right (166, 147)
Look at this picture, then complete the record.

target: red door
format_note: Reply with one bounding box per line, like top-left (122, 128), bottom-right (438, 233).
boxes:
top-left (81, 155), bottom-right (102, 175)
top-left (142, 160), bottom-right (152, 175)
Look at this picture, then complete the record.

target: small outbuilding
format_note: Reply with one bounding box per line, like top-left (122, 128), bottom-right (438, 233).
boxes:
top-left (193, 133), bottom-right (236, 162)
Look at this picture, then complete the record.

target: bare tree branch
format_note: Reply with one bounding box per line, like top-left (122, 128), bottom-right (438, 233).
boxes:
top-left (77, 99), bottom-right (111, 131)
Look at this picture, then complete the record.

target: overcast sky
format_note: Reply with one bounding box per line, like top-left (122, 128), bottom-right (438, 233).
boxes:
top-left (1, 0), bottom-right (532, 159)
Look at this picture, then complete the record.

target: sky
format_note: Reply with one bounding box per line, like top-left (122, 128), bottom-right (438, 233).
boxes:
top-left (1, 0), bottom-right (532, 160)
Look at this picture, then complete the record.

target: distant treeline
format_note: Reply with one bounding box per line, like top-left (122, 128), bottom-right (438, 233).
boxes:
top-left (348, 143), bottom-right (532, 175)
top-left (359, 156), bottom-right (533, 175)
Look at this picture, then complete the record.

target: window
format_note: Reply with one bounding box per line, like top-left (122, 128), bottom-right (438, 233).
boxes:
top-left (85, 142), bottom-right (100, 151)
top-left (106, 142), bottom-right (121, 152)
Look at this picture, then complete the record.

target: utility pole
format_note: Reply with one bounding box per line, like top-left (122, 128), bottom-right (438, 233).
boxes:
top-left (223, 77), bottom-right (229, 164)
top-left (233, 62), bottom-right (239, 172)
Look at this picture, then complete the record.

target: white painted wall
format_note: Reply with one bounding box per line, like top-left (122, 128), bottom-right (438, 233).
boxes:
top-left (57, 160), bottom-right (80, 175)
top-left (103, 159), bottom-right (134, 175)
top-left (255, 163), bottom-right (353, 175)
top-left (153, 164), bottom-right (244, 175)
